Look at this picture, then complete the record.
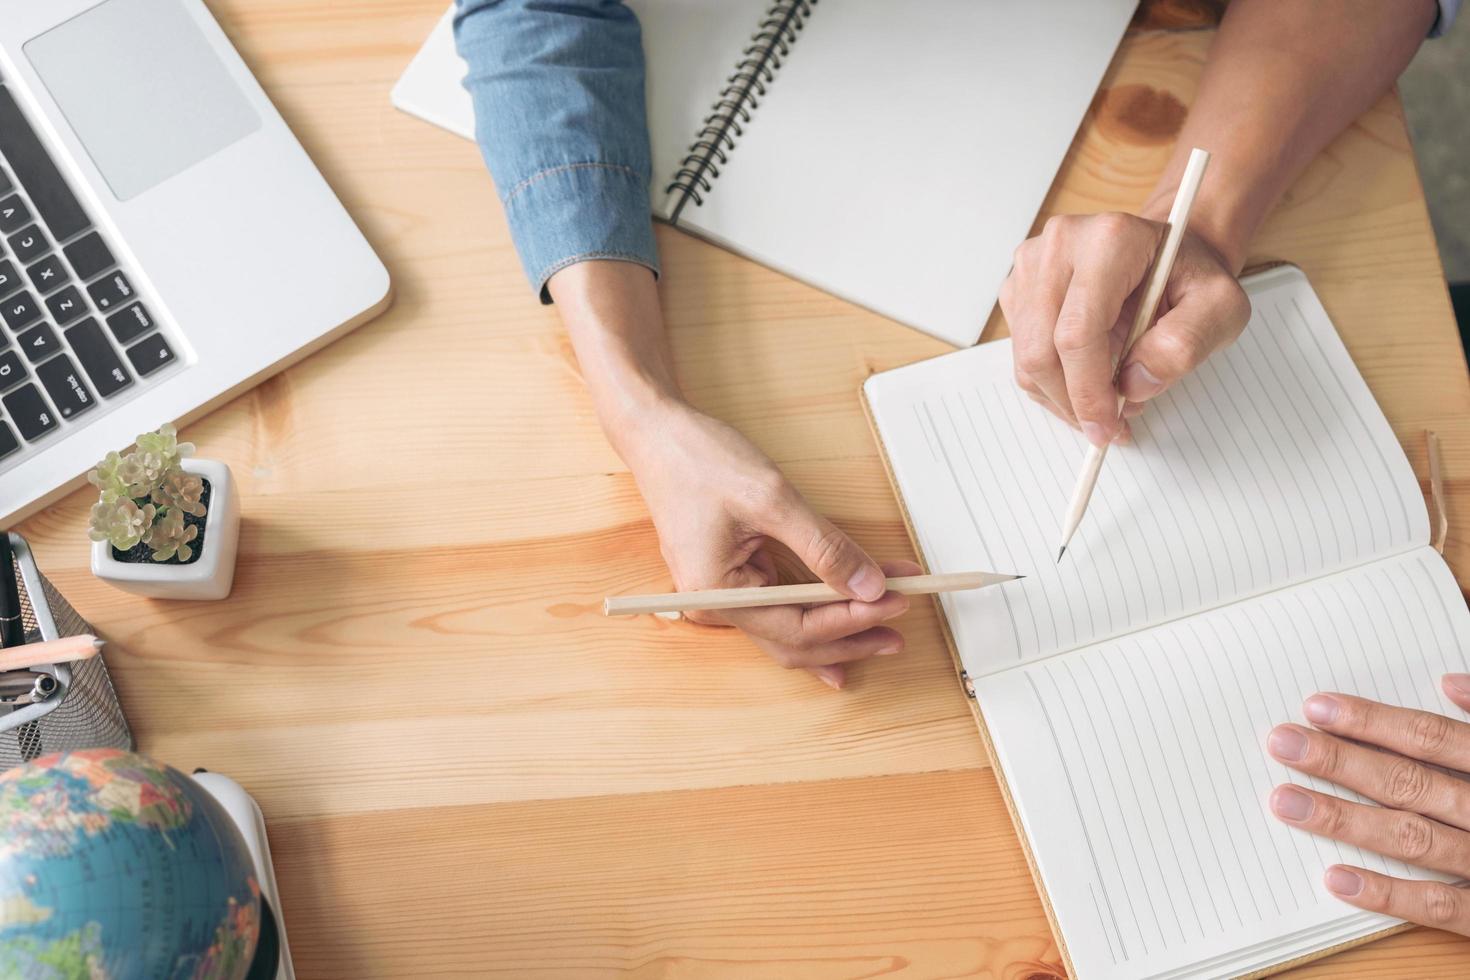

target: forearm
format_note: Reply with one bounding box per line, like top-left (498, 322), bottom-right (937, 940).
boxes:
top-left (1141, 0), bottom-right (1437, 270)
top-left (546, 260), bottom-right (681, 461)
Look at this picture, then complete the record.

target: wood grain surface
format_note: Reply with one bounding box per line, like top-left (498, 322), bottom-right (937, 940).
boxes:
top-left (12, 2), bottom-right (1470, 976)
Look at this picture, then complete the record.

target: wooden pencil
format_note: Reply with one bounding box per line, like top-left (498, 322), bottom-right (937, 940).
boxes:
top-left (1055, 147), bottom-right (1211, 562)
top-left (0, 634), bottom-right (104, 672)
top-left (604, 570), bottom-right (1022, 617)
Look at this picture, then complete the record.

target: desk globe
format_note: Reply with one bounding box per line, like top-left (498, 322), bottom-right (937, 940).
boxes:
top-left (0, 749), bottom-right (266, 979)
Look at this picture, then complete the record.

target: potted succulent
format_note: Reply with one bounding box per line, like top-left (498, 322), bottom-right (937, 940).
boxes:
top-left (87, 424), bottom-right (241, 600)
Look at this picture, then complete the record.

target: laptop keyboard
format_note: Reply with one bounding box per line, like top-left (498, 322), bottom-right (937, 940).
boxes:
top-left (0, 83), bottom-right (177, 464)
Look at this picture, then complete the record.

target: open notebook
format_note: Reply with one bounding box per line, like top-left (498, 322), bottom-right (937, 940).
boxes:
top-left (864, 265), bottom-right (1470, 979)
top-left (392, 0), bottom-right (1137, 346)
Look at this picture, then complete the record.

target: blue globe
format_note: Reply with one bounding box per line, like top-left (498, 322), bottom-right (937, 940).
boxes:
top-left (0, 749), bottom-right (262, 979)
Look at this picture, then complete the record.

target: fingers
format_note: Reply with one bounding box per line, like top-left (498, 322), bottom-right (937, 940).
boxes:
top-left (1054, 259), bottom-right (1142, 446)
top-left (722, 560), bottom-right (919, 686)
top-left (1294, 692), bottom-right (1470, 772)
top-left (1004, 226), bottom-right (1076, 424)
top-left (1117, 275), bottom-right (1249, 403)
top-left (760, 486), bottom-right (885, 602)
top-left (806, 663), bottom-right (847, 691)
top-left (1320, 865), bottom-right (1470, 934)
top-left (1443, 674), bottom-right (1470, 713)
top-left (1268, 782), bottom-right (1470, 876)
top-left (1267, 722), bottom-right (1470, 831)
top-left (1003, 213), bottom-right (1164, 445)
top-left (722, 590), bottom-right (909, 663)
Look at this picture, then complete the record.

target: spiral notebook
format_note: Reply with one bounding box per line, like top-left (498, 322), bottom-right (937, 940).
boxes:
top-left (393, 0), bottom-right (1138, 347)
top-left (864, 265), bottom-right (1470, 978)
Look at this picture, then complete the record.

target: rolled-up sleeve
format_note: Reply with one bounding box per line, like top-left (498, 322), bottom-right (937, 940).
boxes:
top-left (454, 0), bottom-right (659, 302)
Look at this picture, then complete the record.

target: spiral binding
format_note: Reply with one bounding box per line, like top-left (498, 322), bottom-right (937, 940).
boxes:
top-left (665, 0), bottom-right (816, 223)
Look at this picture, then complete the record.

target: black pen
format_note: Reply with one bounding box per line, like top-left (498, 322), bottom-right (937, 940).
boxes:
top-left (0, 533), bottom-right (22, 648)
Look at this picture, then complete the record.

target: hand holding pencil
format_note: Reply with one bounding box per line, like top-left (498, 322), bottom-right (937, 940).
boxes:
top-left (1000, 149), bottom-right (1249, 452)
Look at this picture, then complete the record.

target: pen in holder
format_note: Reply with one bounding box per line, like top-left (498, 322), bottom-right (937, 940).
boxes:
top-left (0, 532), bottom-right (132, 771)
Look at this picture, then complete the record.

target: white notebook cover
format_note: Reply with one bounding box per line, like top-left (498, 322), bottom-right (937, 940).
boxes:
top-left (393, 1), bottom-right (1137, 347)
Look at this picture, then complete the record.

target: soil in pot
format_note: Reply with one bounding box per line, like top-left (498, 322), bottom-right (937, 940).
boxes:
top-left (110, 479), bottom-right (213, 566)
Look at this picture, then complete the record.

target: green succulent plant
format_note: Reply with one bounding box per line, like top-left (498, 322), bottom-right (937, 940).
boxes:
top-left (87, 425), bottom-right (207, 561)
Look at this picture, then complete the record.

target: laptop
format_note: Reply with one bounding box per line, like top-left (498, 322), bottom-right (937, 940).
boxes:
top-left (0, 0), bottom-right (391, 523)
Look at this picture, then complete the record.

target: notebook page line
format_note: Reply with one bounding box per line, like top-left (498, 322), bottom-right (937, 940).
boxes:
top-left (1290, 295), bottom-right (1412, 542)
top-left (1250, 314), bottom-right (1379, 556)
top-left (895, 284), bottom-right (1424, 676)
top-left (976, 551), bottom-right (1466, 978)
top-left (918, 400), bottom-right (1029, 657)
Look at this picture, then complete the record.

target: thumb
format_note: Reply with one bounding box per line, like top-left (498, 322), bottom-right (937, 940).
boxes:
top-left (1118, 279), bottom-right (1249, 403)
top-left (766, 496), bottom-right (886, 602)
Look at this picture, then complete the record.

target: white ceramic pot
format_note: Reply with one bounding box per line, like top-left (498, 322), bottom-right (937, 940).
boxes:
top-left (90, 458), bottom-right (241, 600)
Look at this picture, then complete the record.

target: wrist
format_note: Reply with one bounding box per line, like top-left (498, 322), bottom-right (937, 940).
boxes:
top-left (593, 375), bottom-right (688, 463)
top-left (1140, 186), bottom-right (1251, 274)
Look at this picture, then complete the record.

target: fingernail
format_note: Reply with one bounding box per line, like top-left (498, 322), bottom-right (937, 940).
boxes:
top-left (1120, 362), bottom-right (1164, 401)
top-left (1267, 726), bottom-right (1308, 762)
top-left (1324, 866), bottom-right (1364, 897)
top-left (1445, 674), bottom-right (1470, 699)
top-left (875, 642), bottom-right (903, 656)
top-left (1303, 694), bottom-right (1340, 725)
top-left (848, 565), bottom-right (885, 602)
top-left (1271, 785), bottom-right (1314, 821)
top-left (1081, 421), bottom-right (1111, 448)
top-left (818, 672), bottom-right (843, 691)
top-left (883, 596), bottom-right (911, 621)
top-left (1122, 401), bottom-right (1144, 419)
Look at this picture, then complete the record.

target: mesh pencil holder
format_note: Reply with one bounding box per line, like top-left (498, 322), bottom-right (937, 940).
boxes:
top-left (0, 532), bottom-right (132, 771)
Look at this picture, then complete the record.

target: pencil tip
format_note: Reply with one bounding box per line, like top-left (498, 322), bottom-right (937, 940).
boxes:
top-left (1055, 546), bottom-right (1066, 564)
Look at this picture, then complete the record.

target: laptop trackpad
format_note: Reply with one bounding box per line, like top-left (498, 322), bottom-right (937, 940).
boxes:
top-left (25, 0), bottom-right (261, 202)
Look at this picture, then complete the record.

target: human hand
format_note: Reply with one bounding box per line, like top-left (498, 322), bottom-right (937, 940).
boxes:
top-left (622, 401), bottom-right (919, 690)
top-left (1266, 678), bottom-right (1470, 934)
top-left (999, 211), bottom-right (1250, 447)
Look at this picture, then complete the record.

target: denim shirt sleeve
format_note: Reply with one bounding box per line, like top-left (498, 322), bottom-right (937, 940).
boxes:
top-left (454, 0), bottom-right (659, 302)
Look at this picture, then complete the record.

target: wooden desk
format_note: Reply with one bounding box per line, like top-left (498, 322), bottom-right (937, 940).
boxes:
top-left (15, 3), bottom-right (1470, 976)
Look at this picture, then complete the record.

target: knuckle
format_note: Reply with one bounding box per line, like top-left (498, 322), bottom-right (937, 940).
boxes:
top-left (1394, 814), bottom-right (1436, 861)
top-left (1316, 736), bottom-right (1346, 777)
top-left (1015, 344), bottom-right (1053, 375)
top-left (805, 526), bottom-right (850, 576)
top-left (742, 467), bottom-right (789, 512)
top-left (1041, 214), bottom-right (1072, 238)
top-left (1010, 241), bottom-right (1028, 270)
top-left (1148, 326), bottom-right (1202, 376)
top-left (1318, 797), bottom-right (1351, 838)
top-left (1408, 712), bottom-right (1455, 757)
top-left (1423, 883), bottom-right (1463, 926)
top-left (1221, 281), bottom-right (1251, 328)
top-left (1052, 312), bottom-right (1098, 354)
top-left (1014, 369), bottom-right (1041, 396)
top-left (1384, 757), bottom-right (1433, 810)
top-left (1091, 210), bottom-right (1134, 238)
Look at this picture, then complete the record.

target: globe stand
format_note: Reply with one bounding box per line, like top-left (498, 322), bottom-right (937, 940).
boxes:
top-left (191, 770), bottom-right (297, 980)
top-left (245, 900), bottom-right (282, 980)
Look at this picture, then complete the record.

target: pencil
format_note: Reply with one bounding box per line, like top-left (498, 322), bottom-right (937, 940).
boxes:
top-left (1054, 147), bottom-right (1211, 562)
top-left (0, 634), bottom-right (104, 673)
top-left (604, 570), bottom-right (1022, 617)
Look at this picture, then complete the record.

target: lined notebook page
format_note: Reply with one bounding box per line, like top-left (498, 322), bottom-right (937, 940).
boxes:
top-left (865, 267), bottom-right (1428, 676)
top-left (978, 549), bottom-right (1470, 980)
